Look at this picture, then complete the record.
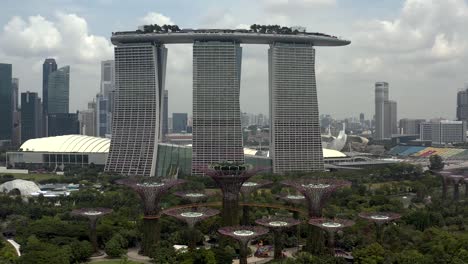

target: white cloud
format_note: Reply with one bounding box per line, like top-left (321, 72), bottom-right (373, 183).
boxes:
top-left (139, 12), bottom-right (174, 25)
top-left (0, 13), bottom-right (112, 64)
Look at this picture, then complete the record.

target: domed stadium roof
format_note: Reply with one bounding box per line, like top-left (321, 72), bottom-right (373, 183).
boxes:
top-left (20, 135), bottom-right (110, 153)
top-left (0, 179), bottom-right (41, 196)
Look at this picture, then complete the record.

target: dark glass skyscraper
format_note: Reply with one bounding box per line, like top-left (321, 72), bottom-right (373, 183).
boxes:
top-left (48, 113), bottom-right (79, 136)
top-left (47, 66), bottom-right (70, 114)
top-left (43, 58), bottom-right (57, 114)
top-left (0, 63), bottom-right (12, 141)
top-left (21, 92), bottom-right (42, 143)
top-left (172, 113), bottom-right (188, 133)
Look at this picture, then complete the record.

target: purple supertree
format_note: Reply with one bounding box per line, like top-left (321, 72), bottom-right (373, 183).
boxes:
top-left (359, 212), bottom-right (401, 242)
top-left (240, 180), bottom-right (272, 225)
top-left (164, 207), bottom-right (219, 249)
top-left (71, 208), bottom-right (112, 254)
top-left (174, 191), bottom-right (211, 204)
top-left (218, 226), bottom-right (269, 264)
top-left (308, 218), bottom-right (354, 255)
top-left (282, 178), bottom-right (350, 254)
top-left (281, 178), bottom-right (351, 218)
top-left (202, 162), bottom-right (263, 226)
top-left (450, 175), bottom-right (465, 201)
top-left (435, 171), bottom-right (453, 199)
top-left (255, 217), bottom-right (301, 259)
top-left (278, 193), bottom-right (307, 219)
top-left (117, 178), bottom-right (185, 255)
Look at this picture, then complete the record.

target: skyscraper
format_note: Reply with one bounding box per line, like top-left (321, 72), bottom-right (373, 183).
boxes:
top-left (47, 66), bottom-right (70, 114)
top-left (192, 41), bottom-right (244, 174)
top-left (172, 113), bottom-right (188, 133)
top-left (269, 43), bottom-right (323, 173)
top-left (79, 101), bottom-right (97, 136)
top-left (47, 113), bottom-right (79, 136)
top-left (21, 92), bottom-right (42, 143)
top-left (42, 58), bottom-right (57, 115)
top-left (399, 118), bottom-right (425, 135)
top-left (457, 86), bottom-right (468, 121)
top-left (105, 43), bottom-right (167, 176)
top-left (0, 63), bottom-right (12, 141)
top-left (11, 78), bottom-right (21, 146)
top-left (374, 82), bottom-right (397, 140)
top-left (97, 60), bottom-right (116, 137)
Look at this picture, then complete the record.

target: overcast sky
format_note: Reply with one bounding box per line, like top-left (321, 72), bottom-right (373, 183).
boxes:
top-left (0, 0), bottom-right (467, 120)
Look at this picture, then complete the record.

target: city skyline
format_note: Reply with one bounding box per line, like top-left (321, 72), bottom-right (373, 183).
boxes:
top-left (0, 0), bottom-right (467, 119)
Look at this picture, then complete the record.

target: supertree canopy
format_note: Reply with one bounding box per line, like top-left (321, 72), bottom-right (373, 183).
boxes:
top-left (117, 177), bottom-right (185, 255)
top-left (240, 179), bottom-right (272, 225)
top-left (450, 175), bottom-right (465, 201)
top-left (282, 178), bottom-right (351, 217)
top-left (71, 208), bottom-right (112, 254)
top-left (164, 207), bottom-right (219, 249)
top-left (308, 218), bottom-right (354, 255)
top-left (218, 225), bottom-right (269, 264)
top-left (359, 212), bottom-right (401, 242)
top-left (174, 191), bottom-right (210, 204)
top-left (256, 217), bottom-right (301, 259)
top-left (203, 162), bottom-right (262, 226)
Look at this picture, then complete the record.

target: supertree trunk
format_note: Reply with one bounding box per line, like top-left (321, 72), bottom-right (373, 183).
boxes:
top-left (306, 225), bottom-right (325, 255)
top-left (241, 195), bottom-right (250, 225)
top-left (465, 183), bottom-right (468, 198)
top-left (141, 218), bottom-right (160, 255)
top-left (273, 229), bottom-right (283, 259)
top-left (239, 242), bottom-right (248, 264)
top-left (188, 226), bottom-right (197, 250)
top-left (327, 230), bottom-right (335, 255)
top-left (222, 193), bottom-right (240, 226)
top-left (89, 218), bottom-right (98, 253)
top-left (454, 183), bottom-right (460, 201)
top-left (442, 177), bottom-right (448, 199)
top-left (375, 223), bottom-right (383, 243)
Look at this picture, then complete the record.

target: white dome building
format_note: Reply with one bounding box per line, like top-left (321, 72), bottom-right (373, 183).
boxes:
top-left (0, 179), bottom-right (41, 196)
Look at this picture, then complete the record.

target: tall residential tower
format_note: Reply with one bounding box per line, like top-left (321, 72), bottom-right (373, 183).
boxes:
top-left (375, 82), bottom-right (397, 140)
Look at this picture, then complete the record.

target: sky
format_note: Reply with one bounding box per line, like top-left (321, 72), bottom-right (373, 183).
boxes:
top-left (0, 0), bottom-right (467, 120)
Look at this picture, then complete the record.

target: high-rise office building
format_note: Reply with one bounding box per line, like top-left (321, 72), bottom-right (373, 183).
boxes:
top-left (172, 113), bottom-right (188, 133)
top-left (79, 101), bottom-right (97, 136)
top-left (162, 90), bottom-right (168, 138)
top-left (359, 113), bottom-right (365, 124)
top-left (21, 92), bottom-right (43, 143)
top-left (105, 43), bottom-right (167, 176)
top-left (375, 82), bottom-right (397, 140)
top-left (269, 43), bottom-right (323, 173)
top-left (420, 120), bottom-right (466, 145)
top-left (11, 78), bottom-right (21, 146)
top-left (0, 63), bottom-right (12, 141)
top-left (96, 60), bottom-right (115, 137)
top-left (42, 58), bottom-right (57, 115)
top-left (457, 86), bottom-right (468, 121)
top-left (47, 113), bottom-right (79, 136)
top-left (384, 100), bottom-right (398, 138)
top-left (399, 118), bottom-right (425, 135)
top-left (192, 41), bottom-right (244, 174)
top-left (47, 66), bottom-right (70, 114)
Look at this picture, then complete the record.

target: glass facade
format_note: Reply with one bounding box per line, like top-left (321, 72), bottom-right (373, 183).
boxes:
top-left (47, 66), bottom-right (70, 114)
top-left (0, 63), bottom-right (12, 140)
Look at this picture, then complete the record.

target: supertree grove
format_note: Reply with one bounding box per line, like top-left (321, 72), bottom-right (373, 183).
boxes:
top-left (71, 208), bottom-right (112, 254)
top-left (255, 217), bottom-right (301, 259)
top-left (163, 207), bottom-right (219, 249)
top-left (359, 212), bottom-right (401, 242)
top-left (308, 218), bottom-right (354, 255)
top-left (450, 175), bottom-right (465, 201)
top-left (218, 226), bottom-right (269, 264)
top-left (240, 180), bottom-right (272, 225)
top-left (203, 162), bottom-right (262, 226)
top-left (117, 178), bottom-right (186, 255)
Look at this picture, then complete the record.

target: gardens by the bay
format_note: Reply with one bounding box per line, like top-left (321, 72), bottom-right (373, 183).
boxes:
top-left (1, 161), bottom-right (468, 264)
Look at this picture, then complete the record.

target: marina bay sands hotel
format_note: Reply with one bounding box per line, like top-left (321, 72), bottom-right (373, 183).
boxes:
top-left (104, 27), bottom-right (350, 176)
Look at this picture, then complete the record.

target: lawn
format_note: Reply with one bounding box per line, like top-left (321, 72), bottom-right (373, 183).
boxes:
top-left (7, 173), bottom-right (64, 182)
